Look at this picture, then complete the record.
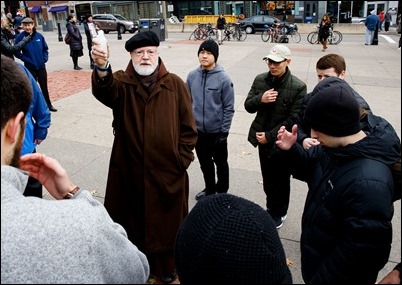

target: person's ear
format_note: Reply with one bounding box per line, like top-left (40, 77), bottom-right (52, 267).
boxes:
top-left (5, 112), bottom-right (25, 143)
top-left (338, 70), bottom-right (346, 79)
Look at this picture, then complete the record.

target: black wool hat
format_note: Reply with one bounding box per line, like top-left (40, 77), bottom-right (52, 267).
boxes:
top-left (305, 77), bottom-right (361, 137)
top-left (125, 31), bottom-right (160, 52)
top-left (174, 193), bottom-right (292, 284)
top-left (198, 39), bottom-right (219, 62)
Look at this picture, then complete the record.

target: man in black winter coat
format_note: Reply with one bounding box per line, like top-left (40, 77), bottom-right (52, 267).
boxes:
top-left (276, 77), bottom-right (401, 284)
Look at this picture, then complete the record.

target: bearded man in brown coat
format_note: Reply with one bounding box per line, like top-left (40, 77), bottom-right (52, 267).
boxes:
top-left (91, 31), bottom-right (197, 284)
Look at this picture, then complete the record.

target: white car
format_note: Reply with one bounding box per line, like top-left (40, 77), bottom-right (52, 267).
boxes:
top-left (351, 17), bottom-right (366, 24)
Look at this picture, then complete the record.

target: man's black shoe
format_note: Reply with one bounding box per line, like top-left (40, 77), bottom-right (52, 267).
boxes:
top-left (74, 66), bottom-right (83, 70)
top-left (48, 105), bottom-right (57, 112)
top-left (195, 189), bottom-right (207, 200)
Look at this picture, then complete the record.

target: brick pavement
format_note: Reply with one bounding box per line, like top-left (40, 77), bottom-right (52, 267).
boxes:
top-left (48, 70), bottom-right (92, 102)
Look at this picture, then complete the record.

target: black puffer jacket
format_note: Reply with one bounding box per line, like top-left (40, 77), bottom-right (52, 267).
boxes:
top-left (289, 113), bottom-right (401, 284)
top-left (66, 22), bottom-right (83, 51)
top-left (245, 67), bottom-right (306, 155)
top-left (297, 77), bottom-right (372, 145)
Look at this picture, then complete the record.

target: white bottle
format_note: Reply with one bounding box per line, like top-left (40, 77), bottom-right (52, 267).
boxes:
top-left (96, 30), bottom-right (108, 51)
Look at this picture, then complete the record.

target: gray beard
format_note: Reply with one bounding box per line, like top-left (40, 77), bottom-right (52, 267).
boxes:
top-left (133, 62), bottom-right (157, 76)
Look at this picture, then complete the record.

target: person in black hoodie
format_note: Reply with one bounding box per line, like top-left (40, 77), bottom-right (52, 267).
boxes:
top-left (276, 77), bottom-right (401, 284)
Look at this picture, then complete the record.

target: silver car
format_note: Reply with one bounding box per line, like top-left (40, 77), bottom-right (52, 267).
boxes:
top-left (92, 14), bottom-right (138, 34)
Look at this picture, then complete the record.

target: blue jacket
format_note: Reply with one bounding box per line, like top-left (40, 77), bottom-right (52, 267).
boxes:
top-left (186, 64), bottom-right (235, 134)
top-left (14, 30), bottom-right (48, 70)
top-left (365, 14), bottom-right (379, 31)
top-left (17, 63), bottom-right (51, 155)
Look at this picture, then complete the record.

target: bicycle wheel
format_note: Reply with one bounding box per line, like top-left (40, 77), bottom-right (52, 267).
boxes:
top-left (331, 30), bottom-right (343, 45)
top-left (237, 29), bottom-right (247, 41)
top-left (289, 31), bottom-right (301, 43)
top-left (307, 32), bottom-right (319, 44)
top-left (194, 29), bottom-right (203, 40)
top-left (189, 30), bottom-right (196, 40)
top-left (261, 30), bottom-right (271, 42)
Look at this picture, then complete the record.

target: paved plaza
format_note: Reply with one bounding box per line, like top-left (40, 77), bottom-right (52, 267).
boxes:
top-left (23, 30), bottom-right (401, 283)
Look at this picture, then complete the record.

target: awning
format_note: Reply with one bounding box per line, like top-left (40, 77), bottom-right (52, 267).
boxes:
top-left (48, 5), bottom-right (68, 13)
top-left (30, 6), bottom-right (41, 13)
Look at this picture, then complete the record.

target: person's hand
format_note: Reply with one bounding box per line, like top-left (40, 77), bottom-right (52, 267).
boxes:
top-left (256, 132), bottom-right (268, 145)
top-left (91, 37), bottom-right (109, 67)
top-left (19, 153), bottom-right (77, 200)
top-left (261, 88), bottom-right (278, 104)
top-left (378, 268), bottom-right (401, 284)
top-left (276, 124), bottom-right (297, 150)
top-left (302, 137), bottom-right (320, 150)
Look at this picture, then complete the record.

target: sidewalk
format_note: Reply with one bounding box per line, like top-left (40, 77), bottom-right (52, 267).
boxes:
top-left (34, 31), bottom-right (401, 284)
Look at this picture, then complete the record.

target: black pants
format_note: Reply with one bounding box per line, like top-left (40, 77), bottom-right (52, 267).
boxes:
top-left (23, 149), bottom-right (43, 198)
top-left (258, 145), bottom-right (291, 218)
top-left (26, 67), bottom-right (51, 107)
top-left (195, 131), bottom-right (229, 193)
top-left (384, 22), bottom-right (390, 32)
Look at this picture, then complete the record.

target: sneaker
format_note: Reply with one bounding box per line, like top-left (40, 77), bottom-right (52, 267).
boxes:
top-left (272, 216), bottom-right (283, 229)
top-left (281, 214), bottom-right (287, 222)
top-left (195, 189), bottom-right (215, 201)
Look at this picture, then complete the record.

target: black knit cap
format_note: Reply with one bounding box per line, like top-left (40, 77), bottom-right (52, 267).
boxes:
top-left (198, 39), bottom-right (219, 62)
top-left (174, 193), bottom-right (292, 284)
top-left (125, 31), bottom-right (160, 52)
top-left (305, 77), bottom-right (361, 137)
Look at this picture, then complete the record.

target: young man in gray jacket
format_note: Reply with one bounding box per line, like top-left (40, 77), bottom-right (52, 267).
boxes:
top-left (186, 40), bottom-right (235, 201)
top-left (1, 55), bottom-right (149, 284)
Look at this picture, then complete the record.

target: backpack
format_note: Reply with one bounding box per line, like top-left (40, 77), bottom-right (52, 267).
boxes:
top-left (64, 33), bottom-right (71, 44)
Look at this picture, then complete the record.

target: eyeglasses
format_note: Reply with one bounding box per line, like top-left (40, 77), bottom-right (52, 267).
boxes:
top-left (134, 49), bottom-right (158, 57)
top-left (265, 59), bottom-right (286, 66)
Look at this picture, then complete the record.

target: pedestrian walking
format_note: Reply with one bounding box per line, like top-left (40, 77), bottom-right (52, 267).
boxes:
top-left (244, 44), bottom-right (306, 229)
top-left (91, 31), bottom-right (198, 284)
top-left (14, 17), bottom-right (57, 112)
top-left (83, 14), bottom-right (97, 69)
top-left (1, 15), bottom-right (31, 60)
top-left (318, 14), bottom-right (331, 52)
top-left (66, 14), bottom-right (84, 70)
top-left (379, 10), bottom-right (385, 31)
top-left (186, 39), bottom-right (235, 201)
top-left (384, 9), bottom-right (392, 32)
top-left (216, 13), bottom-right (226, 45)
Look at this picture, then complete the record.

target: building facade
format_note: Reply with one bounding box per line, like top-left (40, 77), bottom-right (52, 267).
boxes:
top-left (2, 1), bottom-right (401, 29)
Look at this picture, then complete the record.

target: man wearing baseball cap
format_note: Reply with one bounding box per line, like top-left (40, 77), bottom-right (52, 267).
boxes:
top-left (245, 44), bottom-right (306, 229)
top-left (91, 31), bottom-right (197, 284)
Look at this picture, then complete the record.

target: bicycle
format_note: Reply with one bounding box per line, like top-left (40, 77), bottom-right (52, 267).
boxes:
top-left (261, 22), bottom-right (300, 43)
top-left (189, 23), bottom-right (217, 41)
top-left (307, 25), bottom-right (343, 45)
top-left (222, 23), bottom-right (247, 42)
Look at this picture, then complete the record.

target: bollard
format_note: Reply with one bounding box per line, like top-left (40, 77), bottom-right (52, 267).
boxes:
top-left (57, 23), bottom-right (63, 42)
top-left (117, 27), bottom-right (122, 40)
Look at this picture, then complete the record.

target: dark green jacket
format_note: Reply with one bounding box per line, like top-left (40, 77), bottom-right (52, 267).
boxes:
top-left (245, 68), bottom-right (306, 154)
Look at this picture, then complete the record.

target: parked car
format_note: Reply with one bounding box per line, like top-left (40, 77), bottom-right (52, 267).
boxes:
top-left (92, 14), bottom-right (138, 34)
top-left (238, 15), bottom-right (296, 34)
top-left (351, 16), bottom-right (366, 24)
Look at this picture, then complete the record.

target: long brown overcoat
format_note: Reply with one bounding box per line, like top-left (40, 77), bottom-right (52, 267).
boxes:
top-left (92, 59), bottom-right (197, 255)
